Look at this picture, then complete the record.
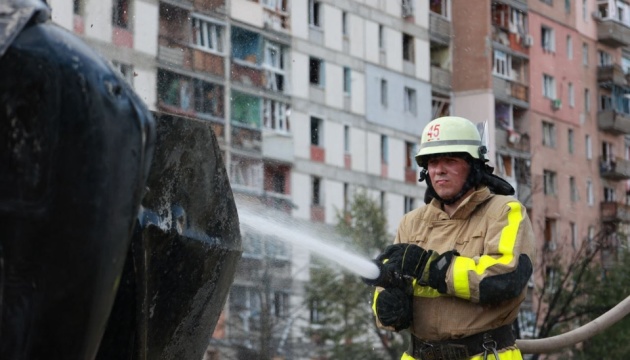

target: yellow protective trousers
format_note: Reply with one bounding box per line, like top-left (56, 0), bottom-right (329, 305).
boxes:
top-left (400, 347), bottom-right (523, 360)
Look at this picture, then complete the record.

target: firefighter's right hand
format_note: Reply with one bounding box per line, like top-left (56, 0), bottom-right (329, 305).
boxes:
top-left (376, 243), bottom-right (429, 279)
top-left (373, 287), bottom-right (411, 332)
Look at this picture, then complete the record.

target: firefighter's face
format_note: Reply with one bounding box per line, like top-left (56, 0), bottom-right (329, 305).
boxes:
top-left (427, 156), bottom-right (470, 200)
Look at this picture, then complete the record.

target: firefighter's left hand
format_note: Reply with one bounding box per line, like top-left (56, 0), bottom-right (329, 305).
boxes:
top-left (373, 287), bottom-right (411, 331)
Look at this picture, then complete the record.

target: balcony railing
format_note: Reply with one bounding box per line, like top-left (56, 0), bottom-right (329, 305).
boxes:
top-left (430, 66), bottom-right (452, 92)
top-left (597, 110), bottom-right (630, 135)
top-left (599, 156), bottom-right (630, 180)
top-left (262, 131), bottom-right (294, 163)
top-left (598, 65), bottom-right (628, 86)
top-left (495, 128), bottom-right (530, 153)
top-left (493, 76), bottom-right (529, 107)
top-left (601, 201), bottom-right (630, 223)
top-left (595, 16), bottom-right (630, 47)
top-left (429, 12), bottom-right (451, 45)
top-left (158, 37), bottom-right (225, 77)
top-left (231, 125), bottom-right (262, 152)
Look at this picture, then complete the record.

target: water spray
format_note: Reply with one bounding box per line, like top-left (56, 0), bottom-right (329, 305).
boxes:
top-left (236, 202), bottom-right (380, 280)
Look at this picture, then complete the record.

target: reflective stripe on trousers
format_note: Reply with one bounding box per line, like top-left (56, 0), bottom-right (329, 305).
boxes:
top-left (400, 348), bottom-right (523, 360)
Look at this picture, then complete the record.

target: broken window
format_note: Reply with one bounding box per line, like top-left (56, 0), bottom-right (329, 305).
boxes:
top-left (231, 91), bottom-right (261, 128)
top-left (264, 164), bottom-right (289, 194)
top-left (402, 33), bottom-right (415, 62)
top-left (264, 41), bottom-right (285, 92)
top-left (232, 27), bottom-right (261, 64)
top-left (430, 0), bottom-right (449, 18)
top-left (309, 57), bottom-right (324, 86)
top-left (230, 155), bottom-right (263, 188)
top-left (309, 0), bottom-right (321, 27)
top-left (112, 0), bottom-right (129, 28)
top-left (158, 71), bottom-right (194, 111)
top-left (493, 50), bottom-right (511, 79)
top-left (381, 135), bottom-right (389, 164)
top-left (157, 70), bottom-right (225, 118)
top-left (404, 87), bottom-right (417, 115)
top-left (312, 176), bottom-right (321, 205)
top-left (310, 117), bottom-right (323, 146)
top-left (192, 16), bottom-right (224, 53)
top-left (263, 100), bottom-right (290, 133)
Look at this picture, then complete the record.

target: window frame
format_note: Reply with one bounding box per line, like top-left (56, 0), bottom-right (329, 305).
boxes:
top-left (541, 25), bottom-right (555, 52)
top-left (404, 86), bottom-right (417, 115)
top-left (191, 16), bottom-right (225, 54)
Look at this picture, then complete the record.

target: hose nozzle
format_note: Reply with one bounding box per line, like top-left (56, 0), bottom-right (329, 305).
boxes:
top-left (361, 260), bottom-right (409, 290)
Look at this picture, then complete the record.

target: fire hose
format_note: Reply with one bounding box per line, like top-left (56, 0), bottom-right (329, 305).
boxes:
top-left (516, 295), bottom-right (630, 354)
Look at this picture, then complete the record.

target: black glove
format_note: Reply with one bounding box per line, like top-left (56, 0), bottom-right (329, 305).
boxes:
top-left (425, 251), bottom-right (456, 293)
top-left (373, 287), bottom-right (411, 331)
top-left (375, 243), bottom-right (430, 279)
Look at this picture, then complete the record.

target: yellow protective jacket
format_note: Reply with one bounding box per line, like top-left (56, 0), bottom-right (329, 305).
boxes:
top-left (393, 186), bottom-right (535, 341)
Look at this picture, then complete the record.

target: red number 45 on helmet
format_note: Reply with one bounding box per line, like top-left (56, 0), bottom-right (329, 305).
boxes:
top-left (426, 124), bottom-right (440, 140)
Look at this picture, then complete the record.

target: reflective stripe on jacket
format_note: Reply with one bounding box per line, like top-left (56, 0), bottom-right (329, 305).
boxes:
top-left (394, 186), bottom-right (535, 341)
top-left (400, 347), bottom-right (523, 360)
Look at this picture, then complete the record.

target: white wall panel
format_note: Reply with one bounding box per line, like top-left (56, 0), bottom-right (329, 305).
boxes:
top-left (350, 128), bottom-right (367, 172)
top-left (291, 52), bottom-right (310, 99)
top-left (134, 67), bottom-right (157, 110)
top-left (325, 63), bottom-right (344, 109)
top-left (366, 131), bottom-right (381, 175)
top-left (85, 0), bottom-right (112, 42)
top-left (386, 28), bottom-right (403, 72)
top-left (349, 14), bottom-right (364, 58)
top-left (323, 5), bottom-right (342, 51)
top-left (388, 137), bottom-right (405, 181)
top-left (325, 180), bottom-right (344, 224)
top-left (364, 20), bottom-right (379, 64)
top-left (292, 111), bottom-right (311, 159)
top-left (49, 0), bottom-right (73, 30)
top-left (292, 172), bottom-right (311, 220)
top-left (231, 0), bottom-right (264, 27)
top-left (351, 71), bottom-right (365, 115)
top-left (415, 38), bottom-right (430, 82)
top-left (291, 0), bottom-right (309, 40)
top-left (325, 121), bottom-right (344, 167)
top-left (134, 1), bottom-right (159, 55)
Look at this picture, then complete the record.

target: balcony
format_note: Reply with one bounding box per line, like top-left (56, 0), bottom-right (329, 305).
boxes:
top-left (193, 0), bottom-right (226, 12)
top-left (429, 12), bottom-right (451, 45)
top-left (262, 131), bottom-right (294, 163)
top-left (598, 65), bottom-right (628, 86)
top-left (597, 110), bottom-right (630, 135)
top-left (493, 76), bottom-right (529, 108)
top-left (431, 66), bottom-right (452, 93)
top-left (495, 128), bottom-right (530, 154)
top-left (601, 202), bottom-right (630, 223)
top-left (231, 125), bottom-right (262, 153)
top-left (158, 38), bottom-right (225, 78)
top-left (595, 17), bottom-right (630, 47)
top-left (599, 157), bottom-right (630, 181)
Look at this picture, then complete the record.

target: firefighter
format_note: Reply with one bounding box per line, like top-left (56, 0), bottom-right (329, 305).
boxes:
top-left (367, 116), bottom-right (535, 360)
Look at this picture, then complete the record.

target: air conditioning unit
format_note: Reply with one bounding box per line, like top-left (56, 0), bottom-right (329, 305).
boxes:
top-left (523, 34), bottom-right (534, 47)
top-left (552, 99), bottom-right (562, 110)
top-left (507, 129), bottom-right (521, 144)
